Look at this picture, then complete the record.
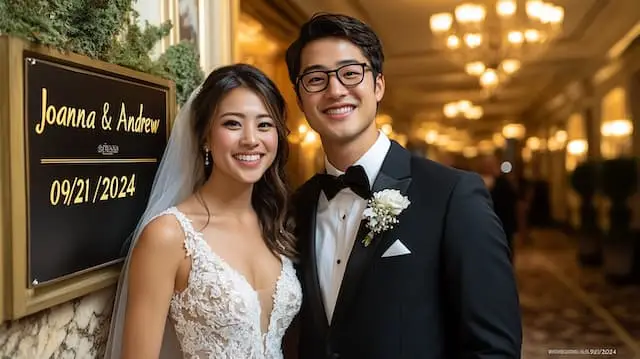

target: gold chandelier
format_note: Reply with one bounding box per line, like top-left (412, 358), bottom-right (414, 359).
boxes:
top-left (430, 0), bottom-right (564, 90)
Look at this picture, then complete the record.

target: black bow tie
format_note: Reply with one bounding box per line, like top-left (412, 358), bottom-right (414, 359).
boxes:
top-left (318, 165), bottom-right (371, 201)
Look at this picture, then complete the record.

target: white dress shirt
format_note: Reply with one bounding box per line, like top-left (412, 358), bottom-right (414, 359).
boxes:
top-left (315, 131), bottom-right (391, 322)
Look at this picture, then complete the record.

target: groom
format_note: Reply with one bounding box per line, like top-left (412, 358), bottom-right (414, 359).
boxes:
top-left (284, 13), bottom-right (522, 359)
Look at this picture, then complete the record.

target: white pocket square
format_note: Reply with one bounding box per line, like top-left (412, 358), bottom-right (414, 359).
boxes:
top-left (381, 239), bottom-right (411, 258)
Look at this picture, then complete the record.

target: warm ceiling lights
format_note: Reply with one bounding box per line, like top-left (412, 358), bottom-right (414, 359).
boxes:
top-left (430, 0), bottom-right (565, 90)
top-left (601, 119), bottom-right (633, 137)
top-left (443, 100), bottom-right (484, 120)
top-left (502, 123), bottom-right (526, 139)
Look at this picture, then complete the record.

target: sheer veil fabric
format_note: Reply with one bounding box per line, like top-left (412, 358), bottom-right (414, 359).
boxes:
top-left (103, 86), bottom-right (203, 359)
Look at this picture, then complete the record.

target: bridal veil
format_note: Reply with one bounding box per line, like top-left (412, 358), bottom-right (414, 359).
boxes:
top-left (103, 85), bottom-right (202, 359)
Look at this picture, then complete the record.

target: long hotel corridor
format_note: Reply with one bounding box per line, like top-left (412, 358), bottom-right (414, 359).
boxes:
top-left (516, 230), bottom-right (640, 358)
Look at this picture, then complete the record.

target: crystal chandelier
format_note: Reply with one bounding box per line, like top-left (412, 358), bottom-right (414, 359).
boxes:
top-left (430, 0), bottom-right (564, 91)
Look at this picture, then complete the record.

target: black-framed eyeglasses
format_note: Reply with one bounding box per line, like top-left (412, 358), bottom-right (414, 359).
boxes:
top-left (297, 63), bottom-right (371, 93)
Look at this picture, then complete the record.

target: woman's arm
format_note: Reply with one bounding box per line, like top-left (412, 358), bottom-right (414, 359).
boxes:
top-left (121, 215), bottom-right (186, 359)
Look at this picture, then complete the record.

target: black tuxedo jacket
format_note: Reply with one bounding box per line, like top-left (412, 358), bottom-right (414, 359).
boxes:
top-left (285, 141), bottom-right (522, 359)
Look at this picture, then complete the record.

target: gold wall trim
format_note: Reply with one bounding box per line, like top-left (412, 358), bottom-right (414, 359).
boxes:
top-left (40, 158), bottom-right (158, 165)
top-left (0, 35), bottom-right (176, 321)
top-left (0, 32), bottom-right (9, 323)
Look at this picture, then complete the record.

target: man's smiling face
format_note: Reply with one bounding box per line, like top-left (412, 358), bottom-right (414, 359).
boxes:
top-left (296, 37), bottom-right (385, 145)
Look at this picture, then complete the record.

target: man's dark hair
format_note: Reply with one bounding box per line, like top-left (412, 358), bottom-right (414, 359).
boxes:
top-left (285, 12), bottom-right (384, 86)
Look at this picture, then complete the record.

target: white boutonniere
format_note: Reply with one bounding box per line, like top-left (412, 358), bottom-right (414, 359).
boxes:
top-left (361, 189), bottom-right (410, 247)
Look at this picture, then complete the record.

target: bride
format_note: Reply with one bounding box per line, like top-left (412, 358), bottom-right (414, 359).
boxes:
top-left (103, 64), bottom-right (302, 359)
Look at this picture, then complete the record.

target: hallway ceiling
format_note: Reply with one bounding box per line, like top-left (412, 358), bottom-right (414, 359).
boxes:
top-left (284, 0), bottom-right (640, 138)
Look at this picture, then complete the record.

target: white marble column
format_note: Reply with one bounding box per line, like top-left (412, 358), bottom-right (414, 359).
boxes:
top-left (199, 0), bottom-right (239, 74)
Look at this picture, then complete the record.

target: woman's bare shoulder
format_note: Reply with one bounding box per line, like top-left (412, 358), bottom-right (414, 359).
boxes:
top-left (134, 212), bottom-right (186, 257)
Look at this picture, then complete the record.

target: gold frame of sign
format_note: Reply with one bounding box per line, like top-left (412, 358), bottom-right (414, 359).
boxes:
top-left (0, 35), bottom-right (176, 321)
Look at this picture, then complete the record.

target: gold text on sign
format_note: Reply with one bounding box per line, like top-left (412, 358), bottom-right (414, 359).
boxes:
top-left (35, 87), bottom-right (161, 135)
top-left (116, 103), bottom-right (161, 134)
top-left (36, 87), bottom-right (96, 135)
top-left (49, 174), bottom-right (137, 207)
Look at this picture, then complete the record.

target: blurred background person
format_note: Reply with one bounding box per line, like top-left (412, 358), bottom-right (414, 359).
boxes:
top-left (478, 154), bottom-right (518, 262)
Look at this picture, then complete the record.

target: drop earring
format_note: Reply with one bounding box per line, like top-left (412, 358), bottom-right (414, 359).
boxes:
top-left (204, 146), bottom-right (210, 166)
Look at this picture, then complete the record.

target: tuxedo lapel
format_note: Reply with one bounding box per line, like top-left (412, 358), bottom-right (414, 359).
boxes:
top-left (298, 177), bottom-right (330, 334)
top-left (331, 141), bottom-right (412, 327)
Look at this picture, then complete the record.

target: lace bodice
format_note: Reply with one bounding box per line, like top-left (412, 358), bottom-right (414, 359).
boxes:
top-left (160, 207), bottom-right (302, 359)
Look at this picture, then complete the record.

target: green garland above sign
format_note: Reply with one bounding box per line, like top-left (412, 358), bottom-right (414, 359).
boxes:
top-left (0, 0), bottom-right (203, 106)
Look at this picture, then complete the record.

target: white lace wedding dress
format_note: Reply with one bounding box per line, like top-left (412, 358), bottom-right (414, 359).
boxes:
top-left (160, 207), bottom-right (302, 359)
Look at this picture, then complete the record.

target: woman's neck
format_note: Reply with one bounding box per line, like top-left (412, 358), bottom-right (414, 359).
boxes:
top-left (198, 172), bottom-right (254, 216)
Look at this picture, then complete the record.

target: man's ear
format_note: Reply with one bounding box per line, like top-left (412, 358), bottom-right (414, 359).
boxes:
top-left (375, 73), bottom-right (385, 102)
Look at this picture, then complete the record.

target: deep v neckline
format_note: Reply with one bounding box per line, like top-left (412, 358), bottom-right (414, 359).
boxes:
top-left (196, 228), bottom-right (285, 295)
top-left (192, 227), bottom-right (285, 339)
top-left (174, 207), bottom-right (285, 294)
top-left (165, 206), bottom-right (304, 358)
top-left (173, 207), bottom-right (285, 338)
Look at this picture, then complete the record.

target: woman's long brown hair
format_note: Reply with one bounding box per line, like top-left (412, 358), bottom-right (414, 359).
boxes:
top-left (191, 64), bottom-right (297, 258)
